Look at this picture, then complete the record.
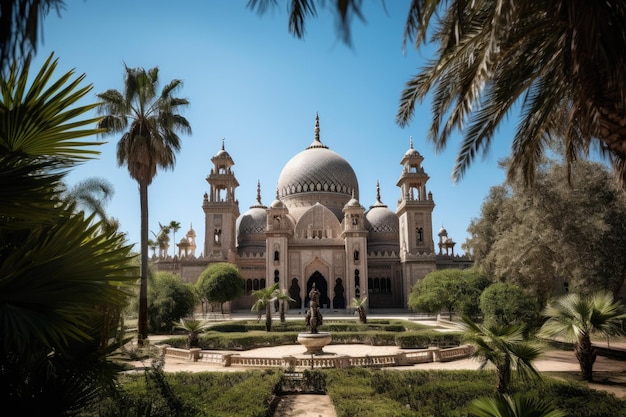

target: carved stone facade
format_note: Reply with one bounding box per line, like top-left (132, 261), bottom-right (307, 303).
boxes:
top-left (155, 114), bottom-right (472, 311)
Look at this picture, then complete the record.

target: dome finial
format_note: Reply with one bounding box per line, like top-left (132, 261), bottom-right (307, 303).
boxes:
top-left (409, 136), bottom-right (413, 149)
top-left (221, 137), bottom-right (225, 150)
top-left (306, 112), bottom-right (328, 149)
top-left (256, 180), bottom-right (262, 205)
top-left (376, 180), bottom-right (381, 202)
top-left (314, 112), bottom-right (321, 143)
top-left (275, 187), bottom-right (279, 199)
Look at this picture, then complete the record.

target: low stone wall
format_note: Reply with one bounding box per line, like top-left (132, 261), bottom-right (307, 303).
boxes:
top-left (159, 344), bottom-right (474, 370)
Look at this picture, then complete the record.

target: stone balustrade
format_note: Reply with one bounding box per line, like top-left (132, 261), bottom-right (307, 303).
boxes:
top-left (160, 344), bottom-right (474, 370)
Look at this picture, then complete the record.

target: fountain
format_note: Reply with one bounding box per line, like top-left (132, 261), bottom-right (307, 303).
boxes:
top-left (297, 283), bottom-right (332, 354)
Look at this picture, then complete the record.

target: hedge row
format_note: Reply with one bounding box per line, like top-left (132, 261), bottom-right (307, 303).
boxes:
top-left (159, 329), bottom-right (462, 350)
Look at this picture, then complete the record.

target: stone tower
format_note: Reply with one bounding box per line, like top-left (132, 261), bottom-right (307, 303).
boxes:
top-left (396, 137), bottom-right (437, 297)
top-left (203, 139), bottom-right (240, 259)
top-left (341, 191), bottom-right (368, 304)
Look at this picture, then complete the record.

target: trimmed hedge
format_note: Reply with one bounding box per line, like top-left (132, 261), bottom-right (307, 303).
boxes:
top-left (157, 320), bottom-right (462, 350)
top-left (323, 368), bottom-right (626, 417)
top-left (395, 331), bottom-right (462, 348)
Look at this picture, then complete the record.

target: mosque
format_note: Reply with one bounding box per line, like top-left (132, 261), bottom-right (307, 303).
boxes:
top-left (155, 114), bottom-right (472, 311)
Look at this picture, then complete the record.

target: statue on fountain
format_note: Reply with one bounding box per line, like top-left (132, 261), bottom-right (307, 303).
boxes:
top-left (305, 283), bottom-right (323, 333)
top-left (298, 283), bottom-right (331, 354)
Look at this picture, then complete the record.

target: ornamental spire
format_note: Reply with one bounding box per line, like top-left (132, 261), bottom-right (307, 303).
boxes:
top-left (306, 112), bottom-right (328, 149)
top-left (250, 180), bottom-right (267, 209)
top-left (314, 112), bottom-right (320, 142)
top-left (376, 180), bottom-right (381, 202)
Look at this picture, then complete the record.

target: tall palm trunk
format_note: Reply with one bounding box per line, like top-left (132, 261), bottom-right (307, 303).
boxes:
top-left (576, 334), bottom-right (597, 381)
top-left (497, 356), bottom-right (511, 394)
top-left (265, 303), bottom-right (272, 332)
top-left (137, 181), bottom-right (149, 344)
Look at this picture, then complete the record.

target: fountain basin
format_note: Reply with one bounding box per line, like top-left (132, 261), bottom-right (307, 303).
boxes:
top-left (297, 332), bottom-right (332, 354)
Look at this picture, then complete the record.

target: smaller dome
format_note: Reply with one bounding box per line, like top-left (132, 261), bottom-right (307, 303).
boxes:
top-left (179, 237), bottom-right (189, 244)
top-left (238, 182), bottom-right (268, 237)
top-left (405, 147), bottom-right (420, 157)
top-left (215, 148), bottom-right (230, 158)
top-left (344, 191), bottom-right (360, 209)
top-left (237, 207), bottom-right (267, 236)
top-left (365, 183), bottom-right (398, 235)
top-left (438, 225), bottom-right (448, 236)
top-left (214, 139), bottom-right (232, 159)
top-left (270, 189), bottom-right (286, 209)
top-left (365, 205), bottom-right (399, 234)
top-left (271, 198), bottom-right (286, 209)
top-left (404, 136), bottom-right (421, 157)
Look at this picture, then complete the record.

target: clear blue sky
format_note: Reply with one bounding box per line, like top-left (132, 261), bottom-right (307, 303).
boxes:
top-left (32, 0), bottom-right (513, 255)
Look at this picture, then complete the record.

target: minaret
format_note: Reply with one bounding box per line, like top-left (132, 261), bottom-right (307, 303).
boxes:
top-left (266, 187), bottom-right (292, 305)
top-left (396, 137), bottom-right (436, 302)
top-left (396, 137), bottom-right (435, 256)
top-left (342, 190), bottom-right (369, 307)
top-left (203, 139), bottom-right (240, 259)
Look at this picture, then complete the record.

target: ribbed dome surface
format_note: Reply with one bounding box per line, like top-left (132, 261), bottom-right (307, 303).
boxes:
top-left (366, 205), bottom-right (399, 234)
top-left (277, 146), bottom-right (359, 199)
top-left (237, 207), bottom-right (267, 236)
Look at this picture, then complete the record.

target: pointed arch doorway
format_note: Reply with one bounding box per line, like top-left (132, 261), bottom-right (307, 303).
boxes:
top-left (305, 271), bottom-right (330, 309)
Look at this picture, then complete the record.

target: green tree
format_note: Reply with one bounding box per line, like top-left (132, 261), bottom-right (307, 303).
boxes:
top-left (539, 291), bottom-right (626, 382)
top-left (250, 1), bottom-right (626, 187)
top-left (480, 283), bottom-right (541, 330)
top-left (0, 53), bottom-right (137, 413)
top-left (148, 272), bottom-right (197, 333)
top-left (465, 158), bottom-right (626, 304)
top-left (408, 268), bottom-right (490, 320)
top-left (97, 65), bottom-right (191, 344)
top-left (469, 393), bottom-right (565, 417)
top-left (196, 262), bottom-right (243, 314)
top-left (251, 282), bottom-right (280, 332)
top-left (462, 317), bottom-right (543, 394)
top-left (168, 220), bottom-right (181, 256)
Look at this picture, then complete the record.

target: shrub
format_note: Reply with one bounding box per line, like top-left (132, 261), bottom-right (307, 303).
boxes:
top-left (395, 331), bottom-right (462, 348)
top-left (148, 272), bottom-right (197, 333)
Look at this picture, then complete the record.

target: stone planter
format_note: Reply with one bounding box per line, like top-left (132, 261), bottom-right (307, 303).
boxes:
top-left (297, 332), bottom-right (332, 354)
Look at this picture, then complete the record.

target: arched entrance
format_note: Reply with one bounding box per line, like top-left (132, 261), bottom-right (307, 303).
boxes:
top-left (305, 271), bottom-right (329, 309)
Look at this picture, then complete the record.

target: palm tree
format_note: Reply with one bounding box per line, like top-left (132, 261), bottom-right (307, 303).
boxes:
top-left (352, 297), bottom-right (368, 324)
top-left (62, 177), bottom-right (119, 234)
top-left (168, 220), bottom-right (181, 256)
top-left (539, 291), bottom-right (626, 382)
top-left (148, 238), bottom-right (158, 258)
top-left (157, 222), bottom-right (171, 257)
top-left (276, 288), bottom-right (295, 323)
top-left (251, 1), bottom-right (626, 188)
top-left (461, 316), bottom-right (543, 394)
top-left (0, 0), bottom-right (64, 72)
top-left (1, 53), bottom-right (137, 413)
top-left (251, 283), bottom-right (280, 332)
top-left (469, 393), bottom-right (565, 417)
top-left (175, 318), bottom-right (210, 349)
top-left (97, 65), bottom-right (191, 345)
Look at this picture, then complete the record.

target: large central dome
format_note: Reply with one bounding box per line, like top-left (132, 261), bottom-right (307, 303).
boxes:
top-left (277, 115), bottom-right (359, 201)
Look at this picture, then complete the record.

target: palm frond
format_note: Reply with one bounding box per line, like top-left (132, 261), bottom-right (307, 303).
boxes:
top-left (0, 53), bottom-right (104, 163)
